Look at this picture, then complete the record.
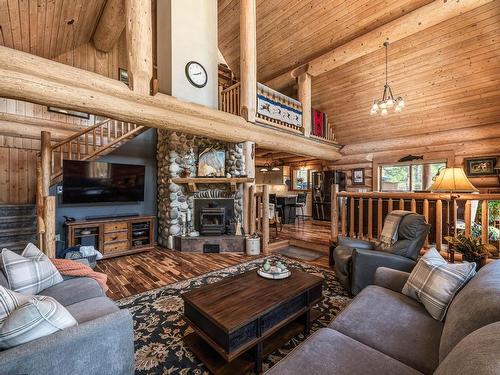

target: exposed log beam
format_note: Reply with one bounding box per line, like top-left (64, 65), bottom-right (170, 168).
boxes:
top-left (340, 122), bottom-right (500, 155)
top-left (0, 46), bottom-right (341, 160)
top-left (93, 0), bottom-right (126, 53)
top-left (125, 0), bottom-right (152, 94)
top-left (265, 0), bottom-right (494, 91)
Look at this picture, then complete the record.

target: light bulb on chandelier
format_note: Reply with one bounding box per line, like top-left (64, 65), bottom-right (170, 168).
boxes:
top-left (370, 42), bottom-right (405, 116)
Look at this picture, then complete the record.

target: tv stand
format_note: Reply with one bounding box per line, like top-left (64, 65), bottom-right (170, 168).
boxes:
top-left (66, 215), bottom-right (155, 259)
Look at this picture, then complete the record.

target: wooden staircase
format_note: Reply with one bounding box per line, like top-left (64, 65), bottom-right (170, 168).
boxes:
top-left (49, 119), bottom-right (146, 184)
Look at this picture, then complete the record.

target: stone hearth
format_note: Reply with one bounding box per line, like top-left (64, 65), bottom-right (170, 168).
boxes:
top-left (157, 130), bottom-right (246, 248)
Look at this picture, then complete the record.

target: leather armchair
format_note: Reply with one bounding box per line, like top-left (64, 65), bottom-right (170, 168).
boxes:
top-left (331, 213), bottom-right (431, 295)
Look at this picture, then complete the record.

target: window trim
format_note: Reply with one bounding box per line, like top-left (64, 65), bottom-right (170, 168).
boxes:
top-left (378, 159), bottom-right (447, 192)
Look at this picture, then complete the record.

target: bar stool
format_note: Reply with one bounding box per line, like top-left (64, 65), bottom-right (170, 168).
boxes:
top-left (292, 192), bottom-right (307, 225)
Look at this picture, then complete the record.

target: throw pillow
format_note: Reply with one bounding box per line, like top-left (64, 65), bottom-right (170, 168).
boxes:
top-left (1, 243), bottom-right (63, 294)
top-left (0, 294), bottom-right (77, 349)
top-left (0, 286), bottom-right (30, 323)
top-left (402, 248), bottom-right (476, 321)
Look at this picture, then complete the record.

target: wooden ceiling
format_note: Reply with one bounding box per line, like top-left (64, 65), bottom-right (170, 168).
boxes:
top-left (313, 2), bottom-right (499, 146)
top-left (218, 0), bottom-right (434, 82)
top-left (219, 1), bottom-right (500, 153)
top-left (0, 0), bottom-right (105, 58)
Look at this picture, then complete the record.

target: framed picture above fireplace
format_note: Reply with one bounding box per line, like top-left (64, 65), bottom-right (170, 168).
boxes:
top-left (198, 146), bottom-right (225, 177)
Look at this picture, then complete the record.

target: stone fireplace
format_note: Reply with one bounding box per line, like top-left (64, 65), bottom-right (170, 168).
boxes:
top-left (157, 131), bottom-right (245, 249)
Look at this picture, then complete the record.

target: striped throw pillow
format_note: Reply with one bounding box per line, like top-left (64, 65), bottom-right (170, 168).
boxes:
top-left (402, 248), bottom-right (476, 321)
top-left (1, 243), bottom-right (63, 295)
top-left (0, 294), bottom-right (77, 349)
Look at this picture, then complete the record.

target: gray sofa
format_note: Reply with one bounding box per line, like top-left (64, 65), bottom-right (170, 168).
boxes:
top-left (0, 271), bottom-right (134, 375)
top-left (332, 213), bottom-right (430, 295)
top-left (266, 261), bottom-right (500, 375)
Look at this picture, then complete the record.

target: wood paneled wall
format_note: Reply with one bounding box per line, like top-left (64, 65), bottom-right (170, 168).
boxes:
top-left (0, 36), bottom-right (127, 204)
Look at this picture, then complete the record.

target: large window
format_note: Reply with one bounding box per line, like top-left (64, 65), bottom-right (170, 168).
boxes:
top-left (380, 162), bottom-right (445, 192)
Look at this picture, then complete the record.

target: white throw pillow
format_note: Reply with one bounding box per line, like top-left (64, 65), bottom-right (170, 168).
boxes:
top-left (402, 248), bottom-right (476, 321)
top-left (0, 293), bottom-right (77, 349)
top-left (1, 243), bottom-right (63, 294)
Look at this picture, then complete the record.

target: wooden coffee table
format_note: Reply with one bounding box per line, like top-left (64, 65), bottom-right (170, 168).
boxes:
top-left (182, 269), bottom-right (323, 374)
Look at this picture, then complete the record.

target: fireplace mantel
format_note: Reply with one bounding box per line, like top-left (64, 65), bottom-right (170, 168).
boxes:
top-left (171, 177), bottom-right (254, 192)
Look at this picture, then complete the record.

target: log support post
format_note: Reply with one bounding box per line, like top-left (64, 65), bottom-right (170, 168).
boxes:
top-left (240, 0), bottom-right (257, 122)
top-left (242, 141), bottom-right (255, 235)
top-left (43, 196), bottom-right (56, 258)
top-left (40, 131), bottom-right (55, 256)
top-left (262, 185), bottom-right (270, 254)
top-left (125, 0), bottom-right (153, 95)
top-left (298, 72), bottom-right (312, 137)
top-left (331, 184), bottom-right (339, 243)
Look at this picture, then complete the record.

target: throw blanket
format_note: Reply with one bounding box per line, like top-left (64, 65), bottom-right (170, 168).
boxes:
top-left (50, 258), bottom-right (108, 292)
top-left (377, 210), bottom-right (412, 250)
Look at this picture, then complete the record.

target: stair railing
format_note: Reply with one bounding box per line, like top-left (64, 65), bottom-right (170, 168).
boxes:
top-left (50, 119), bottom-right (144, 182)
top-left (219, 82), bottom-right (241, 116)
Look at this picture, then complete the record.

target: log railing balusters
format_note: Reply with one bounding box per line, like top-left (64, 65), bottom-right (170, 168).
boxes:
top-left (349, 197), bottom-right (355, 238)
top-left (358, 197), bottom-right (364, 239)
top-left (367, 198), bottom-right (373, 240)
top-left (423, 199), bottom-right (429, 248)
top-left (341, 197), bottom-right (347, 236)
top-left (435, 199), bottom-right (443, 251)
top-left (377, 198), bottom-right (383, 239)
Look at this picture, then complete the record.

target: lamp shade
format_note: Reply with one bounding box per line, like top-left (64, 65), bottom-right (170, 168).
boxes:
top-left (429, 167), bottom-right (478, 192)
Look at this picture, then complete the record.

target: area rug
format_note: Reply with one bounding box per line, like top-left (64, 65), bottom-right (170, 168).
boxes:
top-left (277, 246), bottom-right (324, 261)
top-left (117, 255), bottom-right (351, 374)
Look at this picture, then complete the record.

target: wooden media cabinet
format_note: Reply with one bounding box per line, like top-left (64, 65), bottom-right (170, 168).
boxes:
top-left (66, 215), bottom-right (155, 259)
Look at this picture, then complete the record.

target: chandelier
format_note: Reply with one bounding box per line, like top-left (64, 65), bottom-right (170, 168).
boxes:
top-left (370, 42), bottom-right (405, 116)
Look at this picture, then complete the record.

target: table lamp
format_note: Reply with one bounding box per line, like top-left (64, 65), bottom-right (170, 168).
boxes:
top-left (429, 167), bottom-right (478, 262)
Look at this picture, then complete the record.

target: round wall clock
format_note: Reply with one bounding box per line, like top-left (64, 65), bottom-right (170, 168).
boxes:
top-left (185, 61), bottom-right (208, 88)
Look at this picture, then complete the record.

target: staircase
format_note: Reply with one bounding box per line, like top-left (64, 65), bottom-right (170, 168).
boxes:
top-left (49, 119), bottom-right (147, 184)
top-left (0, 204), bottom-right (37, 254)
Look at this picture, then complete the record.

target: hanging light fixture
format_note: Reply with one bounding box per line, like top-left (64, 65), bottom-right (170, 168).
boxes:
top-left (370, 42), bottom-right (405, 116)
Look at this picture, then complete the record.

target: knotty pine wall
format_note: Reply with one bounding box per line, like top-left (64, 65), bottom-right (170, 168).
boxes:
top-left (0, 35), bottom-right (128, 204)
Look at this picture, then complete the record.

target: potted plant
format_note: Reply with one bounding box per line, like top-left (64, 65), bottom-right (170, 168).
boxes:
top-left (444, 234), bottom-right (496, 270)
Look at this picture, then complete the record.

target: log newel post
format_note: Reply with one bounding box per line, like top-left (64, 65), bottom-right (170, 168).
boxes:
top-left (249, 184), bottom-right (256, 235)
top-left (43, 196), bottom-right (56, 258)
top-left (125, 0), bottom-right (153, 95)
top-left (298, 72), bottom-right (312, 137)
top-left (240, 0), bottom-right (257, 123)
top-left (331, 184), bottom-right (339, 243)
top-left (262, 185), bottom-right (270, 254)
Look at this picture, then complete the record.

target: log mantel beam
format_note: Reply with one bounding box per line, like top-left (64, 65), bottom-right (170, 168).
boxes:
top-left (0, 46), bottom-right (341, 160)
top-left (265, 0), bottom-right (494, 91)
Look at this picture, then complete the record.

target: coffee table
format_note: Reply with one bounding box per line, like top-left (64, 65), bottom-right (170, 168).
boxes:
top-left (182, 269), bottom-right (323, 374)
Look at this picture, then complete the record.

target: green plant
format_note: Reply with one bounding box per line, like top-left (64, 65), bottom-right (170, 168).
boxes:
top-left (444, 234), bottom-right (496, 262)
top-left (476, 200), bottom-right (500, 226)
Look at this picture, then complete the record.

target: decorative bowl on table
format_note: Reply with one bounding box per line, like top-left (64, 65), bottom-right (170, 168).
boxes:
top-left (257, 260), bottom-right (291, 280)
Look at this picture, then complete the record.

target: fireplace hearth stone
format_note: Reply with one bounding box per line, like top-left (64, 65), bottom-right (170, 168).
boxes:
top-left (173, 235), bottom-right (245, 253)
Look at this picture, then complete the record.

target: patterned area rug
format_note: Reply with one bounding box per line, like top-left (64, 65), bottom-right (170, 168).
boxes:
top-left (117, 255), bottom-right (351, 374)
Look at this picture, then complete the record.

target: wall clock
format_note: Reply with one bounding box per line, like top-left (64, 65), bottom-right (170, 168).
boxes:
top-left (185, 61), bottom-right (208, 88)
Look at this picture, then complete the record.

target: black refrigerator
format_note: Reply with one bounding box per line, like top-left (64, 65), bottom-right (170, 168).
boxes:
top-left (312, 171), bottom-right (346, 221)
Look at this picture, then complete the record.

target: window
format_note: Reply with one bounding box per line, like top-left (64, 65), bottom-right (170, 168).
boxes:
top-left (380, 162), bottom-right (445, 192)
top-left (292, 168), bottom-right (318, 190)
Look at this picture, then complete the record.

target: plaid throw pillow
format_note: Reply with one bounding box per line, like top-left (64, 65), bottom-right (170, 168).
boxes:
top-left (0, 294), bottom-right (77, 349)
top-left (0, 286), bottom-right (30, 323)
top-left (402, 248), bottom-right (476, 321)
top-left (1, 243), bottom-right (63, 295)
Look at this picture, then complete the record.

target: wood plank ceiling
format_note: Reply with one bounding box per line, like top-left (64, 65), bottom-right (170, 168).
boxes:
top-left (0, 0), bottom-right (105, 59)
top-left (218, 0), bottom-right (500, 149)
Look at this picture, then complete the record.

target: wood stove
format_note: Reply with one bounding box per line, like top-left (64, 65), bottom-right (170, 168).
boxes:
top-left (200, 207), bottom-right (226, 236)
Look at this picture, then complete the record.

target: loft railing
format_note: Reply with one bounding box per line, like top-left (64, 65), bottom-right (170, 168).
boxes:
top-left (256, 83), bottom-right (303, 134)
top-left (331, 189), bottom-right (500, 256)
top-left (218, 82), bottom-right (241, 116)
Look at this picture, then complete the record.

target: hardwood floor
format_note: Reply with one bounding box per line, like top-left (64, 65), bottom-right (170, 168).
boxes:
top-left (96, 248), bottom-right (262, 300)
top-left (272, 220), bottom-right (331, 246)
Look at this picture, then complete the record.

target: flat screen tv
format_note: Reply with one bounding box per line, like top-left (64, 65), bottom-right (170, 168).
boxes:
top-left (62, 160), bottom-right (145, 204)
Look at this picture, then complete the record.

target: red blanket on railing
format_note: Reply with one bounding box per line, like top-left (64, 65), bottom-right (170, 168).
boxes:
top-left (50, 258), bottom-right (109, 292)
